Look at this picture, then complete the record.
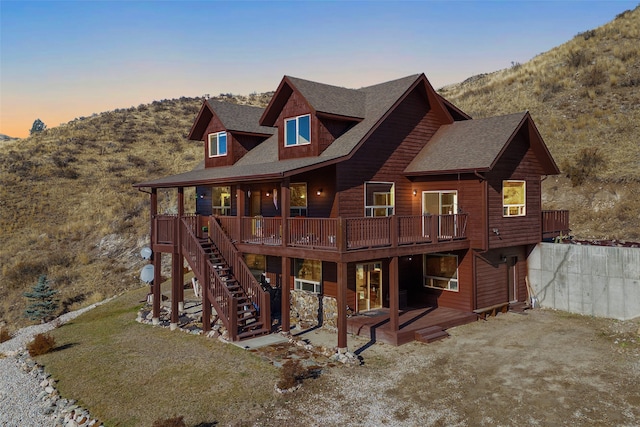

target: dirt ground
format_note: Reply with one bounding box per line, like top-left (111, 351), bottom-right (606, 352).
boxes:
top-left (255, 309), bottom-right (640, 426)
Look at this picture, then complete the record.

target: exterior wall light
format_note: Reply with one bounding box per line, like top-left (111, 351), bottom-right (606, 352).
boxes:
top-left (316, 188), bottom-right (323, 196)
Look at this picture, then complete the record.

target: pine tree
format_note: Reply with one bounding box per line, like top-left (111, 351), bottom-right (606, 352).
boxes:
top-left (29, 118), bottom-right (46, 135)
top-left (24, 275), bottom-right (59, 323)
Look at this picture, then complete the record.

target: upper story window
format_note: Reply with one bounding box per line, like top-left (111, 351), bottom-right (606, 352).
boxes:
top-left (284, 114), bottom-right (311, 147)
top-left (503, 180), bottom-right (526, 217)
top-left (365, 182), bottom-right (394, 217)
top-left (290, 183), bottom-right (307, 217)
top-left (208, 131), bottom-right (227, 157)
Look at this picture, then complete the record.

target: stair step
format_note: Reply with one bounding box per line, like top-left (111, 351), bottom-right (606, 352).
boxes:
top-left (414, 326), bottom-right (449, 343)
top-left (237, 327), bottom-right (269, 341)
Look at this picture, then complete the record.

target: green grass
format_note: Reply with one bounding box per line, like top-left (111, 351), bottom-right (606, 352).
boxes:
top-left (36, 286), bottom-right (279, 427)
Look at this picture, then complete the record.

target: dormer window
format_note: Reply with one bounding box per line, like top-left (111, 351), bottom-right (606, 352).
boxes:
top-left (208, 131), bottom-right (227, 157)
top-left (284, 114), bottom-right (311, 147)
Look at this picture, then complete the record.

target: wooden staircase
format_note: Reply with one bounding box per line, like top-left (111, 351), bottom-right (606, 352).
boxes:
top-left (197, 236), bottom-right (269, 340)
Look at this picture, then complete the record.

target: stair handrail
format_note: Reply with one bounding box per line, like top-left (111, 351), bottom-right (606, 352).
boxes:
top-left (180, 217), bottom-right (237, 339)
top-left (208, 216), bottom-right (271, 331)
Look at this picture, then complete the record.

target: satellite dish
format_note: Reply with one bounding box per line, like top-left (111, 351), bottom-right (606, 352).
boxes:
top-left (140, 247), bottom-right (152, 260)
top-left (140, 264), bottom-right (154, 283)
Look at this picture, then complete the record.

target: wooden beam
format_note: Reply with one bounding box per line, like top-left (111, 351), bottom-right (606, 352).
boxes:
top-left (337, 261), bottom-right (347, 350)
top-left (281, 178), bottom-right (290, 248)
top-left (389, 256), bottom-right (399, 332)
top-left (171, 252), bottom-right (180, 327)
top-left (152, 252), bottom-right (162, 323)
top-left (281, 256), bottom-right (291, 333)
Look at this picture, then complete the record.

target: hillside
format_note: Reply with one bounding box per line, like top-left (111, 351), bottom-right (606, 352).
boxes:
top-left (439, 6), bottom-right (640, 240)
top-left (1, 7), bottom-right (639, 330)
top-left (0, 93), bottom-right (271, 329)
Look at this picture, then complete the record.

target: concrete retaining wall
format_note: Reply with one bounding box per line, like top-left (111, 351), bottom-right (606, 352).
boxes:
top-left (528, 242), bottom-right (640, 320)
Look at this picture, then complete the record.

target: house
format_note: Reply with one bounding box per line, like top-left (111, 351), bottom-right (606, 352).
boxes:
top-left (134, 73), bottom-right (569, 349)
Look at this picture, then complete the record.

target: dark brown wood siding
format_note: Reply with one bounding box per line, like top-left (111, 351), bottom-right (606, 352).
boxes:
top-left (336, 86), bottom-right (444, 217)
top-left (318, 117), bottom-right (355, 154)
top-left (410, 174), bottom-right (487, 250)
top-left (486, 129), bottom-right (546, 249)
top-left (474, 246), bottom-right (528, 309)
top-left (321, 261), bottom-right (338, 298)
top-left (290, 165), bottom-right (337, 218)
top-left (275, 90), bottom-right (317, 160)
top-left (233, 134), bottom-right (265, 163)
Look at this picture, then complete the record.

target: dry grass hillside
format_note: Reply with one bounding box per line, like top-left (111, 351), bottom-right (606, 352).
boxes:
top-left (0, 93), bottom-right (271, 329)
top-left (439, 5), bottom-right (640, 240)
top-left (1, 7), bottom-right (638, 330)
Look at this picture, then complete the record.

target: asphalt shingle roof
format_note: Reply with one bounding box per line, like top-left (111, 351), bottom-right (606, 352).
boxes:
top-left (135, 74), bottom-right (422, 188)
top-left (206, 100), bottom-right (274, 135)
top-left (404, 112), bottom-right (528, 175)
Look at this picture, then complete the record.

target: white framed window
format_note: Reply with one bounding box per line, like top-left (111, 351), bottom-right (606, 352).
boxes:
top-left (503, 180), bottom-right (526, 217)
top-left (423, 253), bottom-right (459, 292)
top-left (365, 182), bottom-right (394, 217)
top-left (284, 114), bottom-right (311, 147)
top-left (290, 183), bottom-right (307, 217)
top-left (212, 186), bottom-right (231, 216)
top-left (208, 131), bottom-right (227, 157)
top-left (294, 258), bottom-right (321, 294)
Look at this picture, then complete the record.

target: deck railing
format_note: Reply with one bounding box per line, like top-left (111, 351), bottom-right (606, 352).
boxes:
top-left (208, 218), bottom-right (270, 330)
top-left (159, 214), bottom-right (469, 252)
top-left (542, 210), bottom-right (570, 239)
top-left (154, 214), bottom-right (178, 245)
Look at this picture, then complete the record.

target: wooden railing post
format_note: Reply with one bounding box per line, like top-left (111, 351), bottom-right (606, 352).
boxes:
top-left (390, 215), bottom-right (398, 248)
top-left (229, 295), bottom-right (238, 341)
top-left (337, 217), bottom-right (347, 252)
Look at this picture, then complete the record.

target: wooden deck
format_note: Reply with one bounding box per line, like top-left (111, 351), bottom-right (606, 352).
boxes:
top-left (347, 306), bottom-right (479, 346)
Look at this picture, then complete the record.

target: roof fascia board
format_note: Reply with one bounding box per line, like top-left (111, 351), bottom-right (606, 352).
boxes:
top-left (186, 100), bottom-right (213, 141)
top-left (403, 167), bottom-right (491, 177)
top-left (526, 113), bottom-right (561, 174)
top-left (421, 74), bottom-right (455, 124)
top-left (259, 76), bottom-right (317, 126)
top-left (133, 171), bottom-right (286, 189)
top-left (339, 74), bottom-right (443, 164)
top-left (438, 95), bottom-right (472, 120)
top-left (315, 111), bottom-right (364, 122)
top-left (226, 129), bottom-right (274, 138)
top-left (487, 113), bottom-right (529, 171)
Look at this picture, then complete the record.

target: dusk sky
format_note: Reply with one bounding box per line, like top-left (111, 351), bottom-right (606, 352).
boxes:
top-left (1, 1), bottom-right (637, 138)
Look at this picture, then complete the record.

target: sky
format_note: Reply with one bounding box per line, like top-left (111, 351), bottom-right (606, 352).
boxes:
top-left (1, 1), bottom-right (637, 138)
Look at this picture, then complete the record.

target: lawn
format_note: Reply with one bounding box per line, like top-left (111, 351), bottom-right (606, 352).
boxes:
top-left (36, 286), bottom-right (279, 427)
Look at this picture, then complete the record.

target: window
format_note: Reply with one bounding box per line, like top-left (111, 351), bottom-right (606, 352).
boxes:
top-left (294, 258), bottom-right (322, 293)
top-left (284, 114), bottom-right (311, 147)
top-left (208, 131), bottom-right (227, 157)
top-left (290, 183), bottom-right (307, 217)
top-left (423, 254), bottom-right (458, 291)
top-left (212, 186), bottom-right (231, 216)
top-left (503, 180), bottom-right (526, 217)
top-left (365, 182), bottom-right (394, 217)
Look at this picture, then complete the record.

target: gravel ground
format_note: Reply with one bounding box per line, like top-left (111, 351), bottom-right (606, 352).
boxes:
top-left (0, 299), bottom-right (113, 427)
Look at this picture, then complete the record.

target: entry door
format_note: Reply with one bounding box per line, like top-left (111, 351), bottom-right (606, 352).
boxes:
top-left (250, 190), bottom-right (261, 216)
top-left (422, 191), bottom-right (458, 236)
top-left (356, 262), bottom-right (383, 312)
top-left (508, 256), bottom-right (518, 302)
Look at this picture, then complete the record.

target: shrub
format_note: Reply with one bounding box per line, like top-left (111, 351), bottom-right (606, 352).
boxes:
top-left (152, 416), bottom-right (186, 427)
top-left (277, 359), bottom-right (308, 390)
top-left (27, 333), bottom-right (56, 356)
top-left (561, 147), bottom-right (606, 186)
top-left (582, 62), bottom-right (608, 87)
top-left (0, 328), bottom-right (12, 343)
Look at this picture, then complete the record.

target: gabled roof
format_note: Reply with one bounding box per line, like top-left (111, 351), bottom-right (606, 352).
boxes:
top-left (135, 74), bottom-right (476, 187)
top-left (187, 100), bottom-right (274, 141)
top-left (404, 111), bottom-right (559, 175)
top-left (136, 74), bottom-right (434, 188)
